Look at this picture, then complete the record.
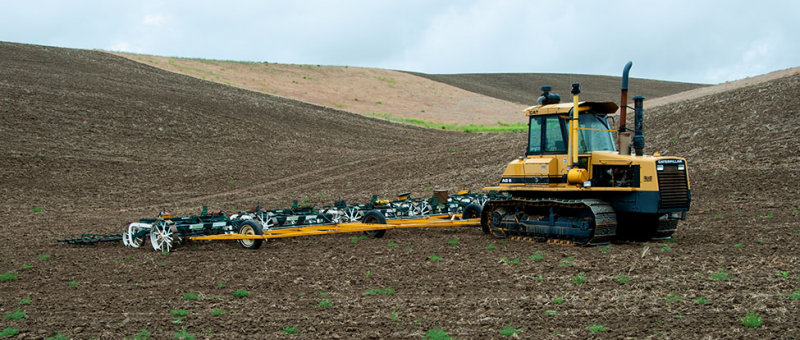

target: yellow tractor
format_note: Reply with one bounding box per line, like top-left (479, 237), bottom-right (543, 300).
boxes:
top-left (480, 62), bottom-right (691, 245)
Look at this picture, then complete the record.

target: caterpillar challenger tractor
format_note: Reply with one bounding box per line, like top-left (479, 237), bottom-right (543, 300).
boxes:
top-left (479, 62), bottom-right (691, 245)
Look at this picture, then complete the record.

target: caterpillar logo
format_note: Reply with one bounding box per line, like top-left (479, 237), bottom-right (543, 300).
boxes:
top-left (656, 159), bottom-right (684, 165)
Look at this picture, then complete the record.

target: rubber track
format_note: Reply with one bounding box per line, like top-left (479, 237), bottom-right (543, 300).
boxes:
top-left (484, 198), bottom-right (617, 246)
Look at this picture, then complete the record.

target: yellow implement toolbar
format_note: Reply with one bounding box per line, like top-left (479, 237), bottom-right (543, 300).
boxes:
top-left (190, 215), bottom-right (480, 241)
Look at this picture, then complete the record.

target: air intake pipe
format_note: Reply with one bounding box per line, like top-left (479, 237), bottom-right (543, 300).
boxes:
top-left (633, 96), bottom-right (645, 156)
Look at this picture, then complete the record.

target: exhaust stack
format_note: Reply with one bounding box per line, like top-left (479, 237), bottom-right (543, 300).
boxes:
top-left (633, 96), bottom-right (645, 156)
top-left (617, 61), bottom-right (633, 154)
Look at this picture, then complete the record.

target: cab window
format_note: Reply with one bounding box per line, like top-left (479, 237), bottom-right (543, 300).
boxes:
top-left (527, 115), bottom-right (567, 155)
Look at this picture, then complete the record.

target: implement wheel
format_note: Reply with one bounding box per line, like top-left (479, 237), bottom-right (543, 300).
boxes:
top-left (462, 203), bottom-right (482, 220)
top-left (237, 220), bottom-right (264, 250)
top-left (150, 220), bottom-right (174, 253)
top-left (362, 210), bottom-right (387, 238)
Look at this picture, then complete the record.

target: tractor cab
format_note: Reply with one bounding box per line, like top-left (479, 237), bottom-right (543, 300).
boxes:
top-left (525, 102), bottom-right (618, 157)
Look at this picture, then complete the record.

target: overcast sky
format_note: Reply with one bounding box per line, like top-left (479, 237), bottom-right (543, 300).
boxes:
top-left (1, 0), bottom-right (798, 84)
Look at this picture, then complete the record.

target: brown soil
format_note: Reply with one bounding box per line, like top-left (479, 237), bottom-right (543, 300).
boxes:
top-left (107, 52), bottom-right (528, 126)
top-left (1, 41), bottom-right (799, 339)
top-left (408, 72), bottom-right (708, 106)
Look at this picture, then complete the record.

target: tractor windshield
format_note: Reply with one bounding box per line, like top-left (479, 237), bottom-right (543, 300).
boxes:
top-left (577, 114), bottom-right (616, 153)
top-left (527, 113), bottom-right (615, 155)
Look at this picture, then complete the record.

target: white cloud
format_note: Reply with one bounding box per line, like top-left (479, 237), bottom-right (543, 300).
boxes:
top-left (0, 0), bottom-right (798, 83)
top-left (143, 14), bottom-right (167, 26)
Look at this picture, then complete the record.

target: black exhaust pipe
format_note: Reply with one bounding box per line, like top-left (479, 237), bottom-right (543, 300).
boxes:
top-left (633, 96), bottom-right (645, 156)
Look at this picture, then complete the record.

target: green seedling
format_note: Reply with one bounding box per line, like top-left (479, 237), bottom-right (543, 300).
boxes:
top-left (68, 281), bottom-right (79, 287)
top-left (535, 275), bottom-right (544, 281)
top-left (173, 327), bottom-right (195, 339)
top-left (571, 272), bottom-right (586, 284)
top-left (787, 288), bottom-right (800, 300)
top-left (45, 333), bottom-right (68, 340)
top-left (614, 274), bottom-right (631, 283)
top-left (318, 299), bottom-right (332, 308)
top-left (588, 324), bottom-right (608, 333)
top-left (365, 288), bottom-right (396, 296)
top-left (448, 237), bottom-right (459, 246)
top-left (666, 292), bottom-right (683, 302)
top-left (183, 292), bottom-right (199, 300)
top-left (0, 328), bottom-right (20, 338)
top-left (232, 289), bottom-right (250, 298)
top-left (350, 235), bottom-right (368, 244)
top-left (316, 292), bottom-right (328, 297)
top-left (32, 207), bottom-right (42, 213)
top-left (0, 271), bottom-right (17, 282)
top-left (39, 254), bottom-right (51, 260)
top-left (131, 328), bottom-right (150, 340)
top-left (387, 241), bottom-right (398, 248)
top-left (710, 268), bottom-right (733, 280)
top-left (552, 296), bottom-right (565, 304)
top-left (217, 282), bottom-right (226, 288)
top-left (499, 324), bottom-right (521, 336)
top-left (733, 243), bottom-right (743, 248)
top-left (429, 255), bottom-right (443, 262)
top-left (661, 245), bottom-right (672, 252)
top-left (778, 271), bottom-right (790, 278)
top-left (20, 264), bottom-right (33, 270)
top-left (404, 246), bottom-right (413, 253)
top-left (544, 310), bottom-right (558, 315)
top-left (696, 297), bottom-right (709, 304)
top-left (391, 309), bottom-right (400, 321)
top-left (365, 270), bottom-right (371, 278)
top-left (170, 309), bottom-right (188, 317)
top-left (740, 310), bottom-right (763, 328)
top-left (501, 257), bottom-right (520, 265)
top-left (486, 244), bottom-right (497, 250)
top-left (4, 309), bottom-right (24, 320)
top-left (283, 326), bottom-right (299, 334)
top-left (19, 298), bottom-right (31, 305)
top-left (712, 214), bottom-right (723, 220)
top-left (559, 256), bottom-right (575, 267)
top-left (211, 309), bottom-right (226, 316)
top-left (599, 246), bottom-right (611, 253)
top-left (424, 327), bottom-right (450, 340)
top-left (529, 251), bottom-right (545, 261)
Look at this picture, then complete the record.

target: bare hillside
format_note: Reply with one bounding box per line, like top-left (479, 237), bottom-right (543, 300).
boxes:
top-left (108, 52), bottom-right (528, 125)
top-left (407, 72), bottom-right (708, 105)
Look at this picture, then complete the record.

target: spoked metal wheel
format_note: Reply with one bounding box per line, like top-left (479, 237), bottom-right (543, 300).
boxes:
top-left (125, 223), bottom-right (150, 248)
top-left (150, 220), bottom-right (174, 253)
top-left (343, 207), bottom-right (363, 222)
top-left (258, 215), bottom-right (276, 230)
top-left (412, 201), bottom-right (431, 216)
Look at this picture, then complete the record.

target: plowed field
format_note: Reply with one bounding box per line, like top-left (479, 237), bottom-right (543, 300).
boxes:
top-left (1, 41), bottom-right (798, 338)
